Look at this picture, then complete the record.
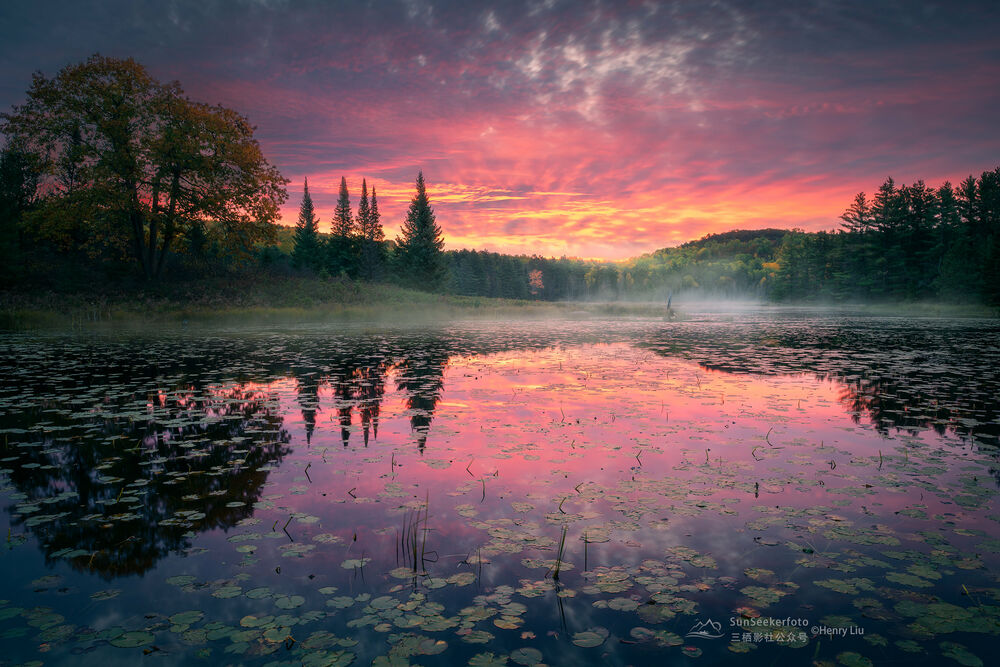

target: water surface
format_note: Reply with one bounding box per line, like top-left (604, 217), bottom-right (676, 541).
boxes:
top-left (1, 312), bottom-right (998, 666)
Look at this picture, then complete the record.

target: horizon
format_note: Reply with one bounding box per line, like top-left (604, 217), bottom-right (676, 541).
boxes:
top-left (2, 1), bottom-right (998, 260)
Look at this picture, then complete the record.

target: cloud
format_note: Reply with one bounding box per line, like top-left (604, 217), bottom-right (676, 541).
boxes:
top-left (1, 0), bottom-right (998, 258)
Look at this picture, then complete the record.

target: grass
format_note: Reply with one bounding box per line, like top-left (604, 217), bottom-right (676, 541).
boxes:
top-left (0, 274), bottom-right (677, 330)
top-left (2, 271), bottom-right (995, 330)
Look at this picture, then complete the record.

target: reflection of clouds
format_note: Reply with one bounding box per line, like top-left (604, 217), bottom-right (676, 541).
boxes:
top-left (2, 321), bottom-right (997, 664)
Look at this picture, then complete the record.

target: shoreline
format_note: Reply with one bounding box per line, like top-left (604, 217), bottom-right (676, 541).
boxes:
top-left (1, 277), bottom-right (995, 331)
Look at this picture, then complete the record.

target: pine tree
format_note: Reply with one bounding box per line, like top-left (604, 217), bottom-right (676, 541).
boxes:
top-left (395, 171), bottom-right (445, 288)
top-left (291, 178), bottom-right (321, 271)
top-left (839, 192), bottom-right (872, 233)
top-left (327, 176), bottom-right (357, 277)
top-left (357, 179), bottom-right (370, 238)
top-left (370, 185), bottom-right (384, 245)
top-left (357, 179), bottom-right (385, 280)
top-left (871, 177), bottom-right (903, 234)
top-left (332, 176), bottom-right (353, 237)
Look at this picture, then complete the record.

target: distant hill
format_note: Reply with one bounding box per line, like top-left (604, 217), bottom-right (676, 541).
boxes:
top-left (676, 228), bottom-right (791, 250)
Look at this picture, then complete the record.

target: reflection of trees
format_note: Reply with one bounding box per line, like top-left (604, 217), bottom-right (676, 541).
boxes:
top-left (394, 345), bottom-right (450, 452)
top-left (0, 328), bottom-right (520, 578)
top-left (641, 320), bottom-right (1000, 446)
top-left (832, 373), bottom-right (954, 435)
top-left (284, 338), bottom-right (448, 451)
top-left (295, 371), bottom-right (321, 444)
top-left (3, 383), bottom-right (290, 578)
top-left (335, 356), bottom-right (390, 447)
top-left (357, 361), bottom-right (387, 447)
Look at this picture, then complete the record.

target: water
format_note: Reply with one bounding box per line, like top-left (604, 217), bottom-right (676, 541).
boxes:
top-left (0, 312), bottom-right (998, 666)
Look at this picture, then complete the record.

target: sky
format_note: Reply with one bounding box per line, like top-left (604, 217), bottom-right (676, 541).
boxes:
top-left (1, 0), bottom-right (998, 259)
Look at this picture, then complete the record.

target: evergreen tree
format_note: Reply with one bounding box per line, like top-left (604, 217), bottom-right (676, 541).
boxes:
top-left (871, 177), bottom-right (903, 234)
top-left (356, 179), bottom-right (370, 238)
top-left (839, 192), bottom-right (872, 233)
top-left (977, 168), bottom-right (1000, 305)
top-left (291, 178), bottom-right (321, 271)
top-left (357, 179), bottom-right (386, 280)
top-left (327, 176), bottom-right (357, 277)
top-left (937, 182), bottom-right (961, 233)
top-left (332, 176), bottom-right (353, 237)
top-left (370, 185), bottom-right (385, 246)
top-left (899, 180), bottom-right (937, 297)
top-left (956, 176), bottom-right (979, 231)
top-left (395, 171), bottom-right (445, 288)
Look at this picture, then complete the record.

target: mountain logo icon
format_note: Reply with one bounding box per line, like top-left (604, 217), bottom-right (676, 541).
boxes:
top-left (686, 618), bottom-right (724, 639)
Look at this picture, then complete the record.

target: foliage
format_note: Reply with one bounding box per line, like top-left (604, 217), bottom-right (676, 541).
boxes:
top-left (0, 143), bottom-right (39, 283)
top-left (1, 54), bottom-right (287, 281)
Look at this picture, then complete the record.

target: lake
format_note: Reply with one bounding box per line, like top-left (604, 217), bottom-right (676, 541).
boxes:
top-left (1, 310), bottom-right (998, 666)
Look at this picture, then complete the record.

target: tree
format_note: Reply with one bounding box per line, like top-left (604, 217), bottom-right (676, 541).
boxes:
top-left (395, 171), bottom-right (445, 288)
top-left (357, 179), bottom-right (385, 280)
top-left (0, 143), bottom-right (38, 282)
top-left (839, 192), bottom-right (872, 233)
top-left (871, 177), bottom-right (903, 234)
top-left (326, 176), bottom-right (356, 276)
top-left (0, 55), bottom-right (287, 280)
top-left (291, 178), bottom-right (321, 270)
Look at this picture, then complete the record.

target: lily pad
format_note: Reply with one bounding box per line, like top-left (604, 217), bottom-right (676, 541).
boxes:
top-left (510, 647), bottom-right (544, 665)
top-left (274, 595), bottom-right (305, 610)
top-left (572, 627), bottom-right (609, 648)
top-left (110, 630), bottom-right (155, 648)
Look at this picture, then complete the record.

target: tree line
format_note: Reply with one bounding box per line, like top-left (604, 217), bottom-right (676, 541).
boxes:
top-left (769, 170), bottom-right (1000, 304)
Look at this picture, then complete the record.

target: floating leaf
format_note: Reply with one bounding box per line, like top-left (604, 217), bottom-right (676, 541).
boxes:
top-left (212, 586), bottom-right (242, 599)
top-left (572, 628), bottom-right (609, 648)
top-left (274, 595), bottom-right (305, 610)
top-left (510, 647), bottom-right (543, 665)
top-left (837, 652), bottom-right (874, 667)
top-left (170, 610), bottom-right (204, 626)
top-left (110, 630), bottom-right (155, 648)
top-left (940, 642), bottom-right (983, 667)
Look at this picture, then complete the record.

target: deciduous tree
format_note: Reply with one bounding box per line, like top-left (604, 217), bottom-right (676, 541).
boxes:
top-left (0, 55), bottom-right (287, 280)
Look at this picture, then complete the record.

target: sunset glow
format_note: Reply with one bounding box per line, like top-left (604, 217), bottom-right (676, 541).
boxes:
top-left (2, 1), bottom-right (998, 258)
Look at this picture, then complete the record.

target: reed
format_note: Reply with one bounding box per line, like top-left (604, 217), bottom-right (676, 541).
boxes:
top-left (551, 524), bottom-right (569, 581)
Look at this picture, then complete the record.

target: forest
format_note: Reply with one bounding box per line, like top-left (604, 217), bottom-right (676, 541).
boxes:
top-left (1, 55), bottom-right (998, 307)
